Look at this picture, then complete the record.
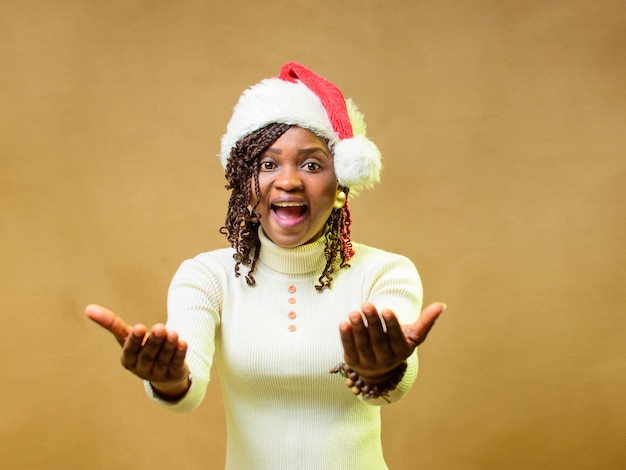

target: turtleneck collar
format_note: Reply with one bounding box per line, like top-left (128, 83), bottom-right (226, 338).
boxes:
top-left (257, 228), bottom-right (328, 275)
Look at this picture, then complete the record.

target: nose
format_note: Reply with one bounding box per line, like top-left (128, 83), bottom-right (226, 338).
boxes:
top-left (275, 166), bottom-right (304, 191)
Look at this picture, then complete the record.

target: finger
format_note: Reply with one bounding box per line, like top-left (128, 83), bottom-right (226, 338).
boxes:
top-left (121, 324), bottom-right (148, 371)
top-left (348, 310), bottom-right (376, 366)
top-left (152, 330), bottom-right (179, 379)
top-left (339, 321), bottom-right (359, 366)
top-left (85, 304), bottom-right (132, 347)
top-left (404, 302), bottom-right (446, 347)
top-left (168, 340), bottom-right (189, 381)
top-left (135, 324), bottom-right (167, 376)
top-left (361, 303), bottom-right (393, 360)
top-left (381, 309), bottom-right (412, 358)
top-left (417, 302), bottom-right (446, 337)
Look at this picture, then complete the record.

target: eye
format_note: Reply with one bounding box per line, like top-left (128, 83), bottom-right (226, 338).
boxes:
top-left (303, 161), bottom-right (322, 172)
top-left (259, 160), bottom-right (276, 171)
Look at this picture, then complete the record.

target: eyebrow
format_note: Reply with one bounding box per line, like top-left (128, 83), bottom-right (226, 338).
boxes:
top-left (264, 146), bottom-right (331, 159)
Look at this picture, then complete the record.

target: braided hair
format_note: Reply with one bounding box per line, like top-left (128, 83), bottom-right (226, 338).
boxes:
top-left (219, 123), bottom-right (354, 290)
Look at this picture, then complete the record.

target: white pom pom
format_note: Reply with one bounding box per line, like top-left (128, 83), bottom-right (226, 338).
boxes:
top-left (333, 135), bottom-right (382, 196)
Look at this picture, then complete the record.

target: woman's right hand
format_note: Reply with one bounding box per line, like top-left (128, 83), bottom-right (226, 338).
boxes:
top-left (85, 304), bottom-right (191, 400)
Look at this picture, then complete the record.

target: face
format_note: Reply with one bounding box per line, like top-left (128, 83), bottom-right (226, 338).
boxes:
top-left (253, 126), bottom-right (339, 248)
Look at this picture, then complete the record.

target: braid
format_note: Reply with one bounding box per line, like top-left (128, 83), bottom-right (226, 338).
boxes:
top-left (220, 123), bottom-right (291, 285)
top-left (220, 124), bottom-right (354, 290)
top-left (315, 188), bottom-right (354, 290)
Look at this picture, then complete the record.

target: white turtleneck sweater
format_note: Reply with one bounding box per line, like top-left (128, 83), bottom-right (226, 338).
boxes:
top-left (145, 230), bottom-right (423, 469)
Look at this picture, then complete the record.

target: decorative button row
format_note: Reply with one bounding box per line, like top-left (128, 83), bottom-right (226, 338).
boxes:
top-left (288, 284), bottom-right (297, 332)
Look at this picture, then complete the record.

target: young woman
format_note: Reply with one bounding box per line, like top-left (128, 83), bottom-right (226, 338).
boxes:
top-left (86, 62), bottom-right (445, 469)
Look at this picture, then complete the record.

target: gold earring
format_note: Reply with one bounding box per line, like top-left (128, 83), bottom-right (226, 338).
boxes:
top-left (334, 191), bottom-right (347, 209)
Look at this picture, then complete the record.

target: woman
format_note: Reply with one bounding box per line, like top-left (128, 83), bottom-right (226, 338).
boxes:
top-left (86, 62), bottom-right (445, 469)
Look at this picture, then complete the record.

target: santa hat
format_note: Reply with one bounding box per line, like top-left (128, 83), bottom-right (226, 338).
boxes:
top-left (219, 62), bottom-right (382, 195)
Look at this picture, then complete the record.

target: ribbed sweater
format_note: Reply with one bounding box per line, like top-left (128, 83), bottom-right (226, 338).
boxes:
top-left (145, 230), bottom-right (423, 469)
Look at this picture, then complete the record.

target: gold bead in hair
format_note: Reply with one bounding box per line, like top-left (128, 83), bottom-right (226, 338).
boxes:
top-left (334, 191), bottom-right (347, 209)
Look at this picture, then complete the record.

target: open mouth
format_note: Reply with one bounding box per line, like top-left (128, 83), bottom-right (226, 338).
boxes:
top-left (271, 202), bottom-right (308, 221)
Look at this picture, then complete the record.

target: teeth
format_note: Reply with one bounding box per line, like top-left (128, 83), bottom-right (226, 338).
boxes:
top-left (273, 202), bottom-right (304, 207)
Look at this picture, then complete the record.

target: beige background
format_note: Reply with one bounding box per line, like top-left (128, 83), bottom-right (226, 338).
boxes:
top-left (1, 0), bottom-right (624, 468)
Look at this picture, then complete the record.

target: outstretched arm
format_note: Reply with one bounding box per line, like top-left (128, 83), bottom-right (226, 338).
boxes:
top-left (339, 302), bottom-right (446, 381)
top-left (85, 304), bottom-right (191, 400)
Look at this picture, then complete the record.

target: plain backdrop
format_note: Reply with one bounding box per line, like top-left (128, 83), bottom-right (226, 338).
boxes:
top-left (1, 0), bottom-right (624, 469)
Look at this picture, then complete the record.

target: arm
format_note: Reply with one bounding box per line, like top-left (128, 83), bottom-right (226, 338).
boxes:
top-left (146, 256), bottom-right (223, 410)
top-left (339, 302), bottom-right (445, 403)
top-left (338, 254), bottom-right (445, 404)
top-left (85, 256), bottom-right (224, 410)
top-left (84, 305), bottom-right (191, 400)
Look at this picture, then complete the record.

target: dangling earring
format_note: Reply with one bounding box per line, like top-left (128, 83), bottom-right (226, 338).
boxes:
top-left (334, 191), bottom-right (347, 209)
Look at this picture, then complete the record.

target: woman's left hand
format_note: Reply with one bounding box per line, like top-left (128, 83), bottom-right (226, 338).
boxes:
top-left (339, 302), bottom-right (446, 380)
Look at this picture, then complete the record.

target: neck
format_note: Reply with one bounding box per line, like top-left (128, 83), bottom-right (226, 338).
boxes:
top-left (257, 228), bottom-right (328, 275)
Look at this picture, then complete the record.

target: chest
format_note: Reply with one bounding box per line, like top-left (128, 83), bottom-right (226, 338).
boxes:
top-left (217, 274), bottom-right (366, 387)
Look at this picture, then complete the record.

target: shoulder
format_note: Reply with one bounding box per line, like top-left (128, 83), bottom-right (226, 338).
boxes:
top-left (192, 247), bottom-right (237, 266)
top-left (171, 247), bottom-right (236, 286)
top-left (350, 242), bottom-right (417, 273)
top-left (348, 242), bottom-right (422, 291)
top-left (343, 242), bottom-right (423, 322)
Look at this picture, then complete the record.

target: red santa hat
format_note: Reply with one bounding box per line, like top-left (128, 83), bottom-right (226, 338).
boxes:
top-left (219, 62), bottom-right (382, 195)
